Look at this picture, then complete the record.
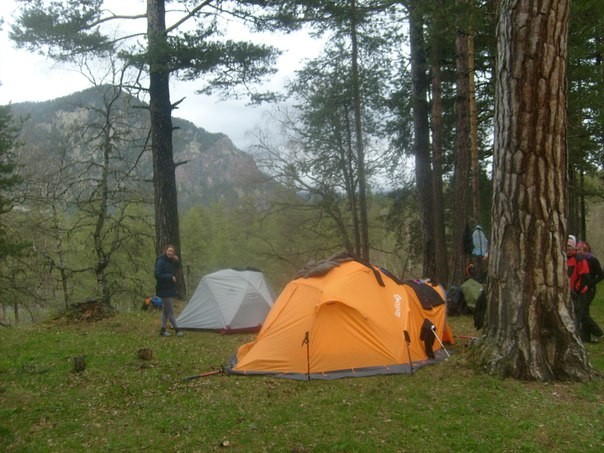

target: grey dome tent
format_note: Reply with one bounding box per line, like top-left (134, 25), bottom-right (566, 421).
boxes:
top-left (176, 268), bottom-right (276, 333)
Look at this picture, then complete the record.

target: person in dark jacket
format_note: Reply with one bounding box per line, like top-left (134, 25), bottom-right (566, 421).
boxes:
top-left (154, 244), bottom-right (183, 337)
top-left (577, 241), bottom-right (603, 343)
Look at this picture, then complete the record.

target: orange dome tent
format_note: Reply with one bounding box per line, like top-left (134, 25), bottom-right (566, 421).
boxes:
top-left (226, 258), bottom-right (453, 380)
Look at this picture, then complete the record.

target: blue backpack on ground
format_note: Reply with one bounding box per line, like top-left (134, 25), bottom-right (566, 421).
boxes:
top-left (151, 296), bottom-right (163, 308)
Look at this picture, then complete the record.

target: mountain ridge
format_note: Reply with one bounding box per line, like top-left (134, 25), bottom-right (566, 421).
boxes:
top-left (6, 85), bottom-right (275, 211)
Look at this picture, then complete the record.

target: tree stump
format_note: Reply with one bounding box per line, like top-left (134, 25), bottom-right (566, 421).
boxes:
top-left (67, 299), bottom-right (114, 322)
top-left (73, 355), bottom-right (86, 372)
top-left (138, 348), bottom-right (153, 360)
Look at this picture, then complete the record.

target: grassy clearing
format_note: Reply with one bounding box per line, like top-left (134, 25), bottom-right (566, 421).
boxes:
top-left (1, 299), bottom-right (603, 452)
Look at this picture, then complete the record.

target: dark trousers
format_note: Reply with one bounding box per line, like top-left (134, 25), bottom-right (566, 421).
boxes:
top-left (576, 289), bottom-right (603, 342)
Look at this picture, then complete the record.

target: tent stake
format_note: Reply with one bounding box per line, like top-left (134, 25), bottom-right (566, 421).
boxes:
top-left (183, 366), bottom-right (224, 381)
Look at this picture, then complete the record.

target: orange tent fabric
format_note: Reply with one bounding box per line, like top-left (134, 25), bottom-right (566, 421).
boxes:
top-left (227, 260), bottom-right (452, 380)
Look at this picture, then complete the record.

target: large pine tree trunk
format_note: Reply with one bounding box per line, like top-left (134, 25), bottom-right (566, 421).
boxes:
top-left (430, 7), bottom-right (448, 285)
top-left (408, 3), bottom-right (435, 279)
top-left (468, 31), bottom-right (481, 226)
top-left (147, 0), bottom-right (185, 296)
top-left (350, 0), bottom-right (370, 262)
top-left (450, 19), bottom-right (471, 286)
top-left (469, 0), bottom-right (593, 381)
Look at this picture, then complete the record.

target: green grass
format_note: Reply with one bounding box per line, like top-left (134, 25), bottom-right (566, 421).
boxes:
top-left (1, 299), bottom-right (603, 452)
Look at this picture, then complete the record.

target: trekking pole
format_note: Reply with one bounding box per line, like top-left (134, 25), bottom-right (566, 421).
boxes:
top-left (430, 325), bottom-right (450, 357)
top-left (403, 330), bottom-right (414, 375)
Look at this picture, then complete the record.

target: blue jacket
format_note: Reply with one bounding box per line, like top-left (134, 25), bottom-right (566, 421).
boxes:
top-left (154, 254), bottom-right (179, 298)
top-left (472, 226), bottom-right (489, 257)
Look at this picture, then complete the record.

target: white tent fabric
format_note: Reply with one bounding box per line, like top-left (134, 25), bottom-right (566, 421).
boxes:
top-left (176, 269), bottom-right (275, 332)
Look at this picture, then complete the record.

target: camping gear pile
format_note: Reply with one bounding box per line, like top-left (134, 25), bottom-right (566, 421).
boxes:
top-left (225, 256), bottom-right (453, 380)
top-left (142, 296), bottom-right (163, 310)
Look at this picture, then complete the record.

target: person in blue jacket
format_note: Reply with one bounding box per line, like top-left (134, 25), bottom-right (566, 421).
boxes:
top-left (154, 244), bottom-right (183, 337)
top-left (471, 224), bottom-right (489, 282)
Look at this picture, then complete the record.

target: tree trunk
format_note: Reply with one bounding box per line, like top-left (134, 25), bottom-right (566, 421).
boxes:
top-left (408, 3), bottom-right (435, 279)
top-left (567, 168), bottom-right (578, 236)
top-left (350, 0), bottom-right (370, 262)
top-left (450, 17), bottom-right (471, 286)
top-left (468, 30), bottom-right (481, 226)
top-left (147, 0), bottom-right (185, 297)
top-left (579, 167), bottom-right (586, 240)
top-left (93, 99), bottom-right (113, 310)
top-left (430, 0), bottom-right (449, 285)
top-left (469, 0), bottom-right (593, 381)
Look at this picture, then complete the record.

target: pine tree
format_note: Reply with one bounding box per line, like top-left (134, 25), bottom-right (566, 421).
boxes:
top-left (469, 0), bottom-right (594, 381)
top-left (10, 0), bottom-right (280, 296)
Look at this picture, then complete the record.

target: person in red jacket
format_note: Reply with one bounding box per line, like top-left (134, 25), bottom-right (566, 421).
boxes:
top-left (577, 241), bottom-right (603, 343)
top-left (567, 235), bottom-right (591, 342)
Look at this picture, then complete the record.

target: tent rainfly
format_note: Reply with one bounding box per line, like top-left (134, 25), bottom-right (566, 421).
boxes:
top-left (226, 258), bottom-right (453, 380)
top-left (176, 268), bottom-right (275, 333)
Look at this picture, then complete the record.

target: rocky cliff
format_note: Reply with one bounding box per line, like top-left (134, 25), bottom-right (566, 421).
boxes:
top-left (7, 85), bottom-right (275, 211)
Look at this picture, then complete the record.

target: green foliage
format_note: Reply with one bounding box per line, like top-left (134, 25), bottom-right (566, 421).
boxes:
top-left (568, 0), bottom-right (604, 172)
top-left (0, 201), bottom-right (155, 322)
top-left (67, 203), bottom-right (156, 309)
top-left (0, 87), bottom-right (160, 320)
top-left (180, 203), bottom-right (236, 283)
top-left (178, 188), bottom-right (422, 294)
top-left (0, 107), bottom-right (21, 197)
top-left (179, 194), bottom-right (339, 292)
top-left (10, 0), bottom-right (112, 60)
top-left (0, 105), bottom-right (28, 260)
top-left (0, 301), bottom-right (602, 451)
top-left (11, 0), bottom-right (282, 97)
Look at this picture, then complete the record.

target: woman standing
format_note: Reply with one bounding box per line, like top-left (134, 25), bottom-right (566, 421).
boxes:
top-left (154, 245), bottom-right (183, 337)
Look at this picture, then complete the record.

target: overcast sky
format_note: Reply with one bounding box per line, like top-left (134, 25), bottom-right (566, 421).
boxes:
top-left (0, 1), bottom-right (323, 150)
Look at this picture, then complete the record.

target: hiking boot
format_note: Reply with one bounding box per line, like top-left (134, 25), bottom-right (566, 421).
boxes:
top-left (176, 330), bottom-right (184, 337)
top-left (160, 330), bottom-right (172, 337)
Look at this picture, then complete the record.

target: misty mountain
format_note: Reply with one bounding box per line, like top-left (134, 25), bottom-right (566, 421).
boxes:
top-left (7, 85), bottom-right (276, 211)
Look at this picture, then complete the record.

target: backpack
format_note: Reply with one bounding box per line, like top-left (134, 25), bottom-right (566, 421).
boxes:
top-left (473, 291), bottom-right (487, 330)
top-left (446, 285), bottom-right (472, 316)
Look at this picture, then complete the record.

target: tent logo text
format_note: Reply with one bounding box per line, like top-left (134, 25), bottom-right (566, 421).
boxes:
top-left (394, 294), bottom-right (402, 318)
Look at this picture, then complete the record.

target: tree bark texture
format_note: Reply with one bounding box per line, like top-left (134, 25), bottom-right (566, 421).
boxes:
top-left (450, 18), bottom-right (471, 286)
top-left (468, 31), bottom-right (481, 226)
top-left (350, 0), bottom-right (370, 262)
top-left (147, 0), bottom-right (185, 296)
top-left (470, 0), bottom-right (593, 381)
top-left (430, 51), bottom-right (449, 285)
top-left (429, 0), bottom-right (449, 285)
top-left (408, 3), bottom-right (436, 280)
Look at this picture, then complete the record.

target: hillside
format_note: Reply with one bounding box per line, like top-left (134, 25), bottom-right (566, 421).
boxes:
top-left (7, 86), bottom-right (276, 211)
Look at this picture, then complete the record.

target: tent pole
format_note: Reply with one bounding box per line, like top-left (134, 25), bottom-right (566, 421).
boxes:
top-left (302, 331), bottom-right (310, 381)
top-left (403, 330), bottom-right (414, 374)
